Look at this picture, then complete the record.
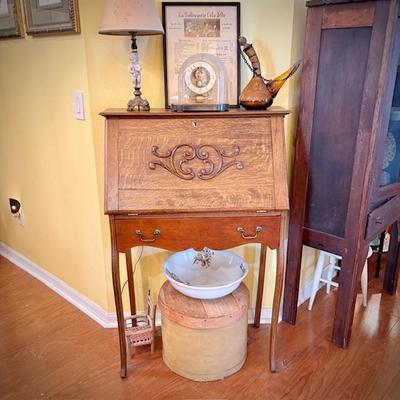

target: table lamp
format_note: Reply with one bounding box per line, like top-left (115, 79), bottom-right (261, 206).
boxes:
top-left (99, 0), bottom-right (164, 111)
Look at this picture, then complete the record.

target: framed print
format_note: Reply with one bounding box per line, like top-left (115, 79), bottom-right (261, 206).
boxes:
top-left (22, 0), bottom-right (80, 35)
top-left (162, 2), bottom-right (240, 108)
top-left (0, 0), bottom-right (24, 39)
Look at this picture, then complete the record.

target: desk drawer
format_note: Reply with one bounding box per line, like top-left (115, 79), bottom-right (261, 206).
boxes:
top-left (114, 215), bottom-right (282, 253)
top-left (366, 194), bottom-right (400, 240)
top-left (105, 115), bottom-right (288, 213)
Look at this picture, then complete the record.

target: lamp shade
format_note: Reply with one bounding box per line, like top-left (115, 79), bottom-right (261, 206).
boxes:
top-left (99, 0), bottom-right (164, 36)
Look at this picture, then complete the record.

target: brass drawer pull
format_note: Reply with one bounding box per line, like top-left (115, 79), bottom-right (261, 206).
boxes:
top-left (237, 226), bottom-right (263, 240)
top-left (135, 229), bottom-right (161, 242)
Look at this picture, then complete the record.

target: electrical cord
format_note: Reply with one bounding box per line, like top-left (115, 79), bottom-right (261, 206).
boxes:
top-left (121, 246), bottom-right (144, 295)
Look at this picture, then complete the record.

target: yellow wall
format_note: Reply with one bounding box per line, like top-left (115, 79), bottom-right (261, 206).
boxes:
top-left (0, 32), bottom-right (108, 309)
top-left (0, 0), bottom-right (313, 314)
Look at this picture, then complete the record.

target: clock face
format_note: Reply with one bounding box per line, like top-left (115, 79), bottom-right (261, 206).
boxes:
top-left (184, 61), bottom-right (217, 95)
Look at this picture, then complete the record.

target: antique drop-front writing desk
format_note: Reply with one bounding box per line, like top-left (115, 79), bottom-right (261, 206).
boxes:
top-left (101, 108), bottom-right (289, 378)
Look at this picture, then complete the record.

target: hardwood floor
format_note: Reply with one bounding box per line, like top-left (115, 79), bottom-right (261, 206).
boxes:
top-left (0, 254), bottom-right (399, 400)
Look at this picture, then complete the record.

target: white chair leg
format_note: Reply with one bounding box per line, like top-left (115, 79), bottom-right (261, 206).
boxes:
top-left (361, 261), bottom-right (368, 307)
top-left (326, 256), bottom-right (336, 294)
top-left (361, 247), bottom-right (372, 307)
top-left (308, 252), bottom-right (325, 311)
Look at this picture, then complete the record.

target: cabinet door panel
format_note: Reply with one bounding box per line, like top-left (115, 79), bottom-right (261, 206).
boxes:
top-left (373, 13), bottom-right (400, 204)
top-left (379, 66), bottom-right (400, 187)
top-left (304, 27), bottom-right (372, 238)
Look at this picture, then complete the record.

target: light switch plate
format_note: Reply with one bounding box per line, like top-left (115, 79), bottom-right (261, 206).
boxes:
top-left (73, 90), bottom-right (85, 120)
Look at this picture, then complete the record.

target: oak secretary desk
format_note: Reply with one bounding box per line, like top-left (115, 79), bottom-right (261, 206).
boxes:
top-left (101, 108), bottom-right (289, 378)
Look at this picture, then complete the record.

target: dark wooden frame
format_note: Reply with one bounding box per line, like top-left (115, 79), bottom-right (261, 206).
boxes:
top-left (161, 1), bottom-right (241, 109)
top-left (283, 0), bottom-right (400, 348)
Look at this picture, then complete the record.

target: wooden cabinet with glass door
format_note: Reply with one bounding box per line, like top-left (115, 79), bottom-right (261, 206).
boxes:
top-left (366, 53), bottom-right (400, 296)
top-left (283, 0), bottom-right (400, 349)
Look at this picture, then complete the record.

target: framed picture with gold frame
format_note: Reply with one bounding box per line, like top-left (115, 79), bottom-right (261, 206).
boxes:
top-left (0, 0), bottom-right (24, 39)
top-left (22, 0), bottom-right (80, 35)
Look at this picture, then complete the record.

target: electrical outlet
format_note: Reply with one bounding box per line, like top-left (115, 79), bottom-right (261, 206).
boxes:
top-left (73, 90), bottom-right (85, 120)
top-left (16, 209), bottom-right (25, 226)
top-left (9, 198), bottom-right (24, 226)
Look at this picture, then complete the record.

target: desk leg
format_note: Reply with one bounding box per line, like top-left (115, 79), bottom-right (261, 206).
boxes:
top-left (111, 240), bottom-right (127, 378)
top-left (254, 244), bottom-right (267, 328)
top-left (270, 215), bottom-right (285, 372)
top-left (125, 250), bottom-right (137, 326)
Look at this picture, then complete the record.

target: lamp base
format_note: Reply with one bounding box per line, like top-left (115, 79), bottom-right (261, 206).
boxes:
top-left (127, 34), bottom-right (151, 112)
top-left (127, 91), bottom-right (150, 112)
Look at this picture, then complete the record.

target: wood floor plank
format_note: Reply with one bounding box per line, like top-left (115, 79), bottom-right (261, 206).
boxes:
top-left (0, 254), bottom-right (399, 400)
top-left (381, 370), bottom-right (400, 400)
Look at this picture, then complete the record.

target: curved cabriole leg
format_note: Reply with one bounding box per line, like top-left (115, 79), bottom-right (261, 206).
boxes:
top-left (111, 242), bottom-right (127, 378)
top-left (270, 215), bottom-right (286, 372)
top-left (125, 250), bottom-right (137, 327)
top-left (254, 244), bottom-right (267, 328)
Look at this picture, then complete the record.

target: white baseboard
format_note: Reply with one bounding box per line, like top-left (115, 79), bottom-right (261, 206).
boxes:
top-left (0, 242), bottom-right (114, 328)
top-left (0, 242), bottom-right (320, 328)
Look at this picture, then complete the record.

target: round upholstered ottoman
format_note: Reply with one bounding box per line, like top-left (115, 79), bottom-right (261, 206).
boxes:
top-left (158, 281), bottom-right (249, 382)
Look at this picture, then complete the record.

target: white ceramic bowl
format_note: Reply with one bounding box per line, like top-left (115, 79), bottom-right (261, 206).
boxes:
top-left (163, 248), bottom-right (248, 300)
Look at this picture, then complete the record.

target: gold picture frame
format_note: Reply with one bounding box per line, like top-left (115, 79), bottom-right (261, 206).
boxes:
top-left (22, 0), bottom-right (80, 35)
top-left (0, 0), bottom-right (24, 39)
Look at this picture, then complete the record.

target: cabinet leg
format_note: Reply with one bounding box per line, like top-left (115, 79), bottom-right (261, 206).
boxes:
top-left (125, 249), bottom-right (137, 326)
top-left (112, 245), bottom-right (127, 378)
top-left (374, 231), bottom-right (386, 278)
top-left (282, 225), bottom-right (304, 325)
top-left (270, 216), bottom-right (286, 372)
top-left (384, 221), bottom-right (400, 295)
top-left (332, 245), bottom-right (368, 348)
top-left (254, 244), bottom-right (267, 328)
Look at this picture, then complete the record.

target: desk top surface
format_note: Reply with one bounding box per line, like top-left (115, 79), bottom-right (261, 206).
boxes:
top-left (100, 107), bottom-right (290, 119)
